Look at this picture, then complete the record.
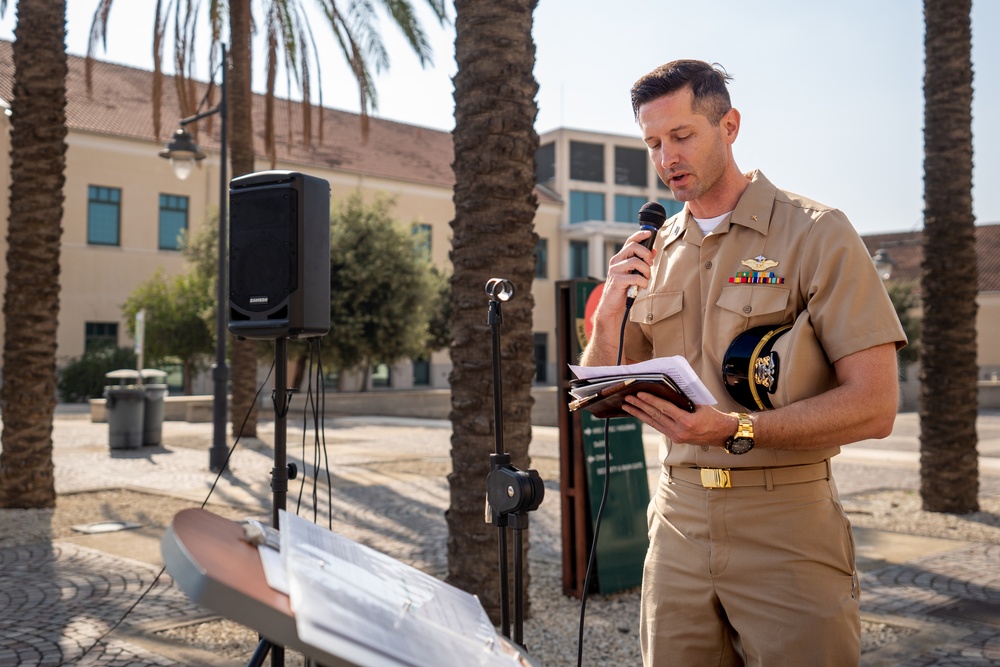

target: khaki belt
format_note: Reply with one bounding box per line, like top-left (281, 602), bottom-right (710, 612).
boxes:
top-left (668, 460), bottom-right (831, 489)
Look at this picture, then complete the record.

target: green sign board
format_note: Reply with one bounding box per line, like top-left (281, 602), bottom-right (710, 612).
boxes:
top-left (580, 411), bottom-right (650, 593)
top-left (572, 280), bottom-right (650, 594)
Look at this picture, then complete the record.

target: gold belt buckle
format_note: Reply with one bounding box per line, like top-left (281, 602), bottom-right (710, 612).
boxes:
top-left (700, 468), bottom-right (732, 489)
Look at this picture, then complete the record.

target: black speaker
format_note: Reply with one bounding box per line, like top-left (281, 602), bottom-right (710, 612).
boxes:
top-left (228, 170), bottom-right (330, 340)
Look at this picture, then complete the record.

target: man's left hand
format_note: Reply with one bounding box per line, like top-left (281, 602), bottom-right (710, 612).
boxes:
top-left (623, 393), bottom-right (733, 447)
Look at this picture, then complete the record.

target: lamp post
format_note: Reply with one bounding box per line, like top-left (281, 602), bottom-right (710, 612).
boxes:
top-left (159, 44), bottom-right (230, 473)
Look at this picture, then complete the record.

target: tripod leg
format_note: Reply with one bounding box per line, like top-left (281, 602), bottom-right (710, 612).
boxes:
top-left (514, 526), bottom-right (524, 648)
top-left (246, 639), bottom-right (271, 667)
top-left (497, 523), bottom-right (511, 638)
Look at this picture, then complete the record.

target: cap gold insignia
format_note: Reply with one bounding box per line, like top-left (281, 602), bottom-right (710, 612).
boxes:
top-left (742, 255), bottom-right (778, 272)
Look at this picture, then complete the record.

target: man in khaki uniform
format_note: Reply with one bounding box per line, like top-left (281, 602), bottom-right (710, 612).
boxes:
top-left (580, 60), bottom-right (906, 666)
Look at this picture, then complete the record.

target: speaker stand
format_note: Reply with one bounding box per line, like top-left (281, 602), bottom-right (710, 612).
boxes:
top-left (248, 336), bottom-right (295, 667)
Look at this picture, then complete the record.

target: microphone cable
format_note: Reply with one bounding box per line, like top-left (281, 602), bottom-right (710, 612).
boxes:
top-left (293, 338), bottom-right (334, 530)
top-left (576, 302), bottom-right (631, 667)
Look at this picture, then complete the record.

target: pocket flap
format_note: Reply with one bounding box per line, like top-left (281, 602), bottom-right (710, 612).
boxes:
top-left (716, 285), bottom-right (790, 317)
top-left (629, 291), bottom-right (683, 325)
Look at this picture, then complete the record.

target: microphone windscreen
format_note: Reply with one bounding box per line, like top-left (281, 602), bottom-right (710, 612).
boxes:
top-left (638, 201), bottom-right (668, 230)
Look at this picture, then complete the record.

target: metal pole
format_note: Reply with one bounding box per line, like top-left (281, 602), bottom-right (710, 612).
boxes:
top-left (209, 44), bottom-right (230, 472)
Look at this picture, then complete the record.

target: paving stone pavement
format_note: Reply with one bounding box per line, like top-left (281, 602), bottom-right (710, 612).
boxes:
top-left (1, 408), bottom-right (1000, 666)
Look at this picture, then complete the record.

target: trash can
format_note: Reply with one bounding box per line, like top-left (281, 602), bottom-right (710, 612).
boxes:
top-left (104, 384), bottom-right (145, 449)
top-left (104, 369), bottom-right (168, 449)
top-left (142, 383), bottom-right (169, 446)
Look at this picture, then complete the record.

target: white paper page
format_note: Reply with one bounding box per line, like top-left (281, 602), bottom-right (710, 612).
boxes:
top-left (569, 356), bottom-right (717, 405)
top-left (258, 544), bottom-right (289, 595)
top-left (279, 511), bottom-right (533, 667)
top-left (290, 560), bottom-right (524, 667)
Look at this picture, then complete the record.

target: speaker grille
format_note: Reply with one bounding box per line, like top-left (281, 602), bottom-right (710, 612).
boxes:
top-left (231, 234), bottom-right (296, 311)
top-left (229, 186), bottom-right (299, 313)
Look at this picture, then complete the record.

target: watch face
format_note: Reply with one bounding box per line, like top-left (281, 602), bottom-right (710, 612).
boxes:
top-left (727, 437), bottom-right (755, 455)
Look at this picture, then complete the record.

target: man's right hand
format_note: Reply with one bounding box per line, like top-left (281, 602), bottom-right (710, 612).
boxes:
top-left (579, 229), bottom-right (656, 366)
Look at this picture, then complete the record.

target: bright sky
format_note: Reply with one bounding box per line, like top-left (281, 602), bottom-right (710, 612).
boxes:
top-left (0, 0), bottom-right (997, 236)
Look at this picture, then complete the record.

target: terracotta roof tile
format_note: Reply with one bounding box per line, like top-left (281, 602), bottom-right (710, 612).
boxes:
top-left (862, 224), bottom-right (1000, 293)
top-left (0, 39), bottom-right (456, 188)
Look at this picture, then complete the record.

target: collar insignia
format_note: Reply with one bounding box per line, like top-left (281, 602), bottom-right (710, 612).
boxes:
top-left (742, 255), bottom-right (778, 272)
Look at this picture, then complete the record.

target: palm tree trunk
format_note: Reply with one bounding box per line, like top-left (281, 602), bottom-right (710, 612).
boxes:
top-left (0, 1), bottom-right (68, 508)
top-left (227, 1), bottom-right (259, 437)
top-left (448, 0), bottom-right (540, 623)
top-left (919, 0), bottom-right (978, 512)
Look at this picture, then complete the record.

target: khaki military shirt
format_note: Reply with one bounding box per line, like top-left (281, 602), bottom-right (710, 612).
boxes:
top-left (624, 170), bottom-right (906, 468)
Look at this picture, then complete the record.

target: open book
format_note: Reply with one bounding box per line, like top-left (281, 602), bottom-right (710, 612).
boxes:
top-left (568, 356), bottom-right (717, 419)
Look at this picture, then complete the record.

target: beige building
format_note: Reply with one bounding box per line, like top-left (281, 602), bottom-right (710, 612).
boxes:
top-left (0, 41), bottom-right (678, 394)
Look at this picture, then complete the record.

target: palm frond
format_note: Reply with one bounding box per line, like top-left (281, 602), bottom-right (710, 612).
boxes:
top-left (85, 0), bottom-right (115, 95)
top-left (299, 25), bottom-right (312, 145)
top-left (379, 0), bottom-right (435, 66)
top-left (347, 0), bottom-right (390, 73)
top-left (264, 2), bottom-right (279, 166)
top-left (152, 0), bottom-right (168, 139)
top-left (320, 3), bottom-right (377, 138)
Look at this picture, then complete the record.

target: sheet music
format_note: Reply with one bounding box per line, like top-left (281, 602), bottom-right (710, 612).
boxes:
top-left (258, 544), bottom-right (288, 595)
top-left (569, 355), bottom-right (717, 405)
top-left (279, 510), bottom-right (534, 667)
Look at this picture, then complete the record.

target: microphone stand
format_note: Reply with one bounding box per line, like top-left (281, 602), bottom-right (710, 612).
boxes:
top-left (484, 278), bottom-right (544, 648)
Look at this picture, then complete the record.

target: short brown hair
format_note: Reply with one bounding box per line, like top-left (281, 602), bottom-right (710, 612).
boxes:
top-left (631, 60), bottom-right (733, 125)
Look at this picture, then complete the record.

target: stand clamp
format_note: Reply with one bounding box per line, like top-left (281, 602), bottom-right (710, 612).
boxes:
top-left (487, 453), bottom-right (544, 530)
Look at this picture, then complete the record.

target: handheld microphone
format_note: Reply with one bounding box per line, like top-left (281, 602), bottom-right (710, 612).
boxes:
top-left (626, 201), bottom-right (668, 303)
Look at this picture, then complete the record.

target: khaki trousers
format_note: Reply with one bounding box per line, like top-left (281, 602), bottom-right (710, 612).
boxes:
top-left (640, 466), bottom-right (860, 666)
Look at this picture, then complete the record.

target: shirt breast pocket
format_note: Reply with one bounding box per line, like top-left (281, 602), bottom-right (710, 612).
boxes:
top-left (629, 291), bottom-right (686, 358)
top-left (716, 285), bottom-right (792, 335)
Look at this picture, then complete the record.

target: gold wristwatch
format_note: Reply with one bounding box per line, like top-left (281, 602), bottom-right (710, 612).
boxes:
top-left (725, 412), bottom-right (755, 455)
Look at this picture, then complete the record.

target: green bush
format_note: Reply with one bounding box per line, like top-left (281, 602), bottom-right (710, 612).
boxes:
top-left (58, 346), bottom-right (138, 403)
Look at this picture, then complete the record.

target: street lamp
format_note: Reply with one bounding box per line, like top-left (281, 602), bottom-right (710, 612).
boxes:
top-left (872, 248), bottom-right (895, 281)
top-left (159, 44), bottom-right (230, 473)
top-left (160, 128), bottom-right (205, 181)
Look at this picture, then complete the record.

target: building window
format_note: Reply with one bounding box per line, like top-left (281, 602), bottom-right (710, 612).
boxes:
top-left (412, 223), bottom-right (432, 261)
top-left (658, 198), bottom-right (685, 217)
top-left (413, 358), bottom-right (430, 386)
top-left (372, 363), bottom-right (391, 388)
top-left (615, 146), bottom-right (647, 186)
top-left (536, 142), bottom-right (555, 184)
top-left (569, 141), bottom-right (604, 182)
top-left (533, 332), bottom-right (548, 384)
top-left (570, 241), bottom-right (589, 278)
top-left (615, 195), bottom-right (649, 223)
top-left (569, 191), bottom-right (605, 223)
top-left (535, 238), bottom-right (548, 279)
top-left (85, 322), bottom-right (118, 351)
top-left (159, 194), bottom-right (189, 250)
top-left (87, 185), bottom-right (121, 246)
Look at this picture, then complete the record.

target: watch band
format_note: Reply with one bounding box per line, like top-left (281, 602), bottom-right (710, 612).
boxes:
top-left (724, 412), bottom-right (755, 455)
top-left (732, 412), bottom-right (754, 439)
